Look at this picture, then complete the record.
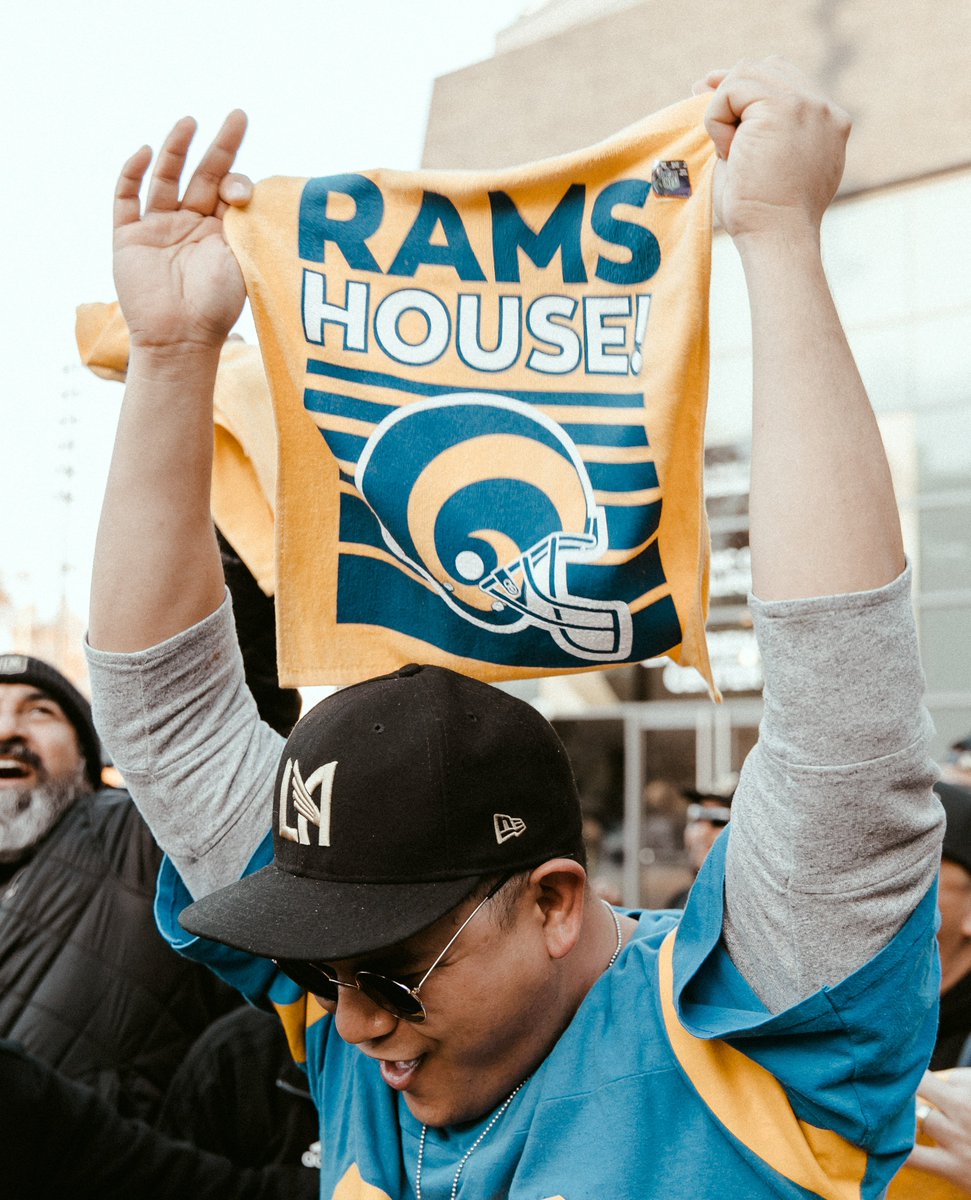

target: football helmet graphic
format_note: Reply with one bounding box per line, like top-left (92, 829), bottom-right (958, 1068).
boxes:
top-left (354, 393), bottom-right (633, 661)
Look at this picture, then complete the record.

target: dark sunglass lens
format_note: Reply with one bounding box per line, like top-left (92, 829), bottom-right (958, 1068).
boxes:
top-left (357, 972), bottom-right (425, 1022)
top-left (277, 960), bottom-right (340, 1002)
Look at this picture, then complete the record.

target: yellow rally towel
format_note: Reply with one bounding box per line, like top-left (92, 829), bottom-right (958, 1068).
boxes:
top-left (75, 304), bottom-right (278, 596)
top-left (226, 93), bottom-right (717, 687)
top-left (87, 93), bottom-right (716, 688)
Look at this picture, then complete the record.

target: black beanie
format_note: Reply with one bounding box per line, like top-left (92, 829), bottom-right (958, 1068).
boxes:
top-left (0, 654), bottom-right (103, 788)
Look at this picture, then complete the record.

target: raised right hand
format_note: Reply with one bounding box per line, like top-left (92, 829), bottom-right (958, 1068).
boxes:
top-left (113, 111), bottom-right (252, 355)
top-left (693, 58), bottom-right (850, 248)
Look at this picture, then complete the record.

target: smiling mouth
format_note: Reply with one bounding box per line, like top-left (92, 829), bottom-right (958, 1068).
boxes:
top-left (379, 1056), bottom-right (423, 1090)
top-left (0, 759), bottom-right (33, 783)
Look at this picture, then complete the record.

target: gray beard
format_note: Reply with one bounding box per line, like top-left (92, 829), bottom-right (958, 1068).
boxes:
top-left (0, 763), bottom-right (86, 863)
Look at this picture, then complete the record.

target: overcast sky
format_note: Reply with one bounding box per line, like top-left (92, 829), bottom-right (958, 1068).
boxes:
top-left (0, 0), bottom-right (527, 629)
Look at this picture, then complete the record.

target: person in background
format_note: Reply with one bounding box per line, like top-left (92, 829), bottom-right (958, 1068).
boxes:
top-left (884, 1068), bottom-right (971, 1199)
top-left (930, 781), bottom-right (971, 1070)
top-left (1, 1038), bottom-right (317, 1200)
top-left (885, 784), bottom-right (971, 1198)
top-left (941, 736), bottom-right (971, 791)
top-left (157, 1004), bottom-right (320, 1175)
top-left (667, 785), bottom-right (734, 908)
top-left (0, 539), bottom-right (301, 1138)
top-left (0, 652), bottom-right (239, 1120)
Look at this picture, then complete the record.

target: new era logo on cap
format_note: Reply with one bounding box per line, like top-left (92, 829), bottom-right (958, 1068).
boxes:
top-left (494, 813), bottom-right (527, 843)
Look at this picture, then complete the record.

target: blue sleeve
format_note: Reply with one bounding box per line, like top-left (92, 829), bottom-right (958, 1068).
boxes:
top-left (154, 834), bottom-right (305, 1012)
top-left (672, 830), bottom-right (940, 1156)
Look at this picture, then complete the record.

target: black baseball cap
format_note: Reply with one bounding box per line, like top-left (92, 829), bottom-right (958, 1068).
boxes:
top-left (937, 781), bottom-right (971, 877)
top-left (0, 653), bottom-right (103, 788)
top-left (179, 663), bottom-right (584, 960)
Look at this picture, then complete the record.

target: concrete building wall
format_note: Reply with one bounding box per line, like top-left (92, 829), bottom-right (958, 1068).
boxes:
top-left (423, 0), bottom-right (971, 197)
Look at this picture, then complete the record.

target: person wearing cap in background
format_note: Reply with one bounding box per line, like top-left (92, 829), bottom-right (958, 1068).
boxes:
top-left (883, 783), bottom-right (971, 1199)
top-left (85, 59), bottom-right (944, 1199)
top-left (928, 781), bottom-right (971, 1071)
top-left (0, 652), bottom-right (241, 1121)
top-left (942, 737), bottom-right (971, 791)
top-left (667, 785), bottom-right (734, 909)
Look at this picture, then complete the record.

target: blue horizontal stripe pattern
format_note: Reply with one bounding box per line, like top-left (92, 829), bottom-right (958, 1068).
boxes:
top-left (305, 358), bottom-right (644, 408)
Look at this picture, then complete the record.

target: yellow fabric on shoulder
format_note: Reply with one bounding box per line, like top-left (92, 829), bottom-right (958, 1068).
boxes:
top-left (331, 1164), bottom-right (393, 1199)
top-left (224, 93), bottom-right (718, 689)
top-left (271, 991), bottom-right (330, 1066)
top-left (75, 302), bottom-right (278, 595)
top-left (657, 931), bottom-right (868, 1200)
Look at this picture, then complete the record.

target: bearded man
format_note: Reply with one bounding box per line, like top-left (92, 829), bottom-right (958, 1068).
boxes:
top-left (0, 653), bottom-right (238, 1120)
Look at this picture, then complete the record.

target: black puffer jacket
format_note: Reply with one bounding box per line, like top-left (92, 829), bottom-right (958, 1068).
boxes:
top-left (2, 1039), bottom-right (317, 1200)
top-left (0, 787), bottom-right (239, 1120)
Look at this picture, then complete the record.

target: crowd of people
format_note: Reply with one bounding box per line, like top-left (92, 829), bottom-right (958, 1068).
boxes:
top-left (3, 54), bottom-right (970, 1200)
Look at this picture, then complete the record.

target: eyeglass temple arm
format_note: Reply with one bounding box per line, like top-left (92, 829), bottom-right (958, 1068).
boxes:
top-left (412, 874), bottom-right (511, 994)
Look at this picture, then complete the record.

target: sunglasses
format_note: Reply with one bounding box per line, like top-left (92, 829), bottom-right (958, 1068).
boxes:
top-left (273, 873), bottom-right (512, 1023)
top-left (686, 802), bottom-right (732, 827)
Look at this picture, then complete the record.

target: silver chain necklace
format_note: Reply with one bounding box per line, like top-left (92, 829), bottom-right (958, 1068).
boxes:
top-left (414, 900), bottom-right (623, 1200)
top-left (415, 1074), bottom-right (529, 1200)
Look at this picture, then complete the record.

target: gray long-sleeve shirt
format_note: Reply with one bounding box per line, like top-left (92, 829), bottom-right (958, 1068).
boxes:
top-left (85, 565), bottom-right (943, 1013)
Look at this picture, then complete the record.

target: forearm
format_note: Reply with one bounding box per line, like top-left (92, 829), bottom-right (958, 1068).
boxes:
top-left (740, 232), bottom-right (904, 601)
top-left (90, 345), bottom-right (226, 652)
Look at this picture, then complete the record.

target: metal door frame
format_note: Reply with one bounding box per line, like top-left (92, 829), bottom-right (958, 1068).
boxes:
top-left (560, 698), bottom-right (762, 905)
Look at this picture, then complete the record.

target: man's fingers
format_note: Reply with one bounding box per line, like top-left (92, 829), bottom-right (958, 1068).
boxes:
top-left (703, 84), bottom-right (745, 160)
top-left (114, 146), bottom-right (152, 229)
top-left (920, 1103), bottom-right (952, 1146)
top-left (701, 62), bottom-right (773, 160)
top-left (702, 58), bottom-right (821, 160)
top-left (916, 1070), bottom-right (954, 1112)
top-left (181, 110), bottom-right (248, 216)
top-left (692, 68), bottom-right (729, 96)
top-left (907, 1142), bottom-right (954, 1178)
top-left (145, 116), bottom-right (198, 213)
top-left (218, 172), bottom-right (253, 207)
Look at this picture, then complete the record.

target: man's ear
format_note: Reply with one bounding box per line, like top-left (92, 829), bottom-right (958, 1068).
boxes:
top-left (528, 858), bottom-right (588, 960)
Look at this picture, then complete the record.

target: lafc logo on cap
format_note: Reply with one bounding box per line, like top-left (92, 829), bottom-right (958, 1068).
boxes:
top-left (494, 813), bottom-right (526, 844)
top-left (279, 757), bottom-right (337, 846)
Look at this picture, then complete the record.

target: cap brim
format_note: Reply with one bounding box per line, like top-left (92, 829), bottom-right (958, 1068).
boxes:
top-left (178, 862), bottom-right (483, 961)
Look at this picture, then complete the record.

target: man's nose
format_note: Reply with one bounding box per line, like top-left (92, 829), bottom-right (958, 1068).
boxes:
top-left (0, 711), bottom-right (28, 741)
top-left (333, 985), bottom-right (399, 1045)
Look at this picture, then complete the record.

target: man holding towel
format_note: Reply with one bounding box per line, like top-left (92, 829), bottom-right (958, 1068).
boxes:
top-left (86, 60), bottom-right (942, 1199)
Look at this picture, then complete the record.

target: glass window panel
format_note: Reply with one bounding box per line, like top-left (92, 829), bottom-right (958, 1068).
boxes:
top-left (825, 194), bottom-right (914, 329)
top-left (914, 314), bottom-right (971, 411)
top-left (731, 724), bottom-right (759, 775)
top-left (919, 505), bottom-right (971, 593)
top-left (912, 176), bottom-right (971, 312)
top-left (709, 232), bottom-right (751, 351)
top-left (919, 606), bottom-right (971, 695)
top-left (916, 406), bottom-right (971, 493)
top-left (851, 323), bottom-right (918, 413)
